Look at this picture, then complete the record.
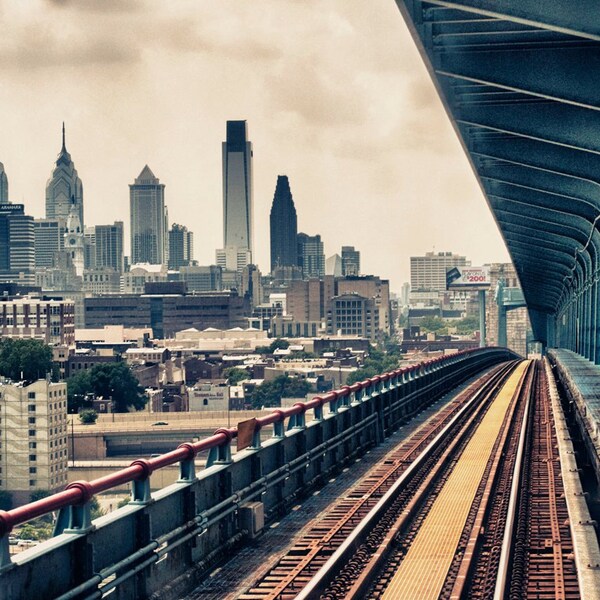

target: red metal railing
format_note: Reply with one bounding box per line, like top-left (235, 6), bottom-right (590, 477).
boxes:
top-left (0, 351), bottom-right (470, 538)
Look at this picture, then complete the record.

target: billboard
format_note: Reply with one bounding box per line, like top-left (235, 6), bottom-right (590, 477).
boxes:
top-left (446, 266), bottom-right (491, 289)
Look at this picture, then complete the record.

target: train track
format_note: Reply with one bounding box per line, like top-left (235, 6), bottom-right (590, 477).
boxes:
top-left (239, 361), bottom-right (518, 599)
top-left (240, 359), bottom-right (580, 600)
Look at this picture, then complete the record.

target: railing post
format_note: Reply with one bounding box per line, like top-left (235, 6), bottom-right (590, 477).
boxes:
top-left (177, 442), bottom-right (197, 482)
top-left (53, 481), bottom-right (95, 535)
top-left (130, 459), bottom-right (154, 504)
top-left (207, 429), bottom-right (233, 467)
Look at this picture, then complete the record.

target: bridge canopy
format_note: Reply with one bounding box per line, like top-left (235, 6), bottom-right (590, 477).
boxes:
top-left (396, 1), bottom-right (600, 360)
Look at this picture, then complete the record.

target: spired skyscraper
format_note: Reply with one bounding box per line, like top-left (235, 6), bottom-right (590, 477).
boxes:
top-left (130, 165), bottom-right (167, 265)
top-left (216, 120), bottom-right (253, 272)
top-left (0, 162), bottom-right (8, 204)
top-left (270, 175), bottom-right (298, 273)
top-left (46, 124), bottom-right (84, 229)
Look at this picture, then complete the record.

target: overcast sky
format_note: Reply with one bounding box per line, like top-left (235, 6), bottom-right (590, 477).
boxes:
top-left (0, 0), bottom-right (510, 290)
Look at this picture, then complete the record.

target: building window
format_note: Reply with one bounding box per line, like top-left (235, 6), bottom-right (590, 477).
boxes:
top-left (29, 442), bottom-right (36, 449)
top-left (28, 417), bottom-right (36, 425)
top-left (28, 392), bottom-right (35, 399)
top-left (29, 467), bottom-right (36, 474)
top-left (28, 429), bottom-right (36, 437)
top-left (29, 480), bottom-right (36, 487)
top-left (29, 454), bottom-right (36, 462)
top-left (28, 404), bottom-right (36, 412)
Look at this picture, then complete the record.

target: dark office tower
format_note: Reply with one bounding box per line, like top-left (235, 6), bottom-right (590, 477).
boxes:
top-left (342, 246), bottom-right (361, 276)
top-left (168, 223), bottom-right (193, 269)
top-left (297, 233), bottom-right (325, 279)
top-left (95, 222), bottom-right (124, 272)
top-left (129, 166), bottom-right (166, 265)
top-left (46, 123), bottom-right (84, 228)
top-left (216, 120), bottom-right (253, 272)
top-left (269, 175), bottom-right (298, 273)
top-left (0, 163), bottom-right (8, 204)
top-left (0, 203), bottom-right (35, 284)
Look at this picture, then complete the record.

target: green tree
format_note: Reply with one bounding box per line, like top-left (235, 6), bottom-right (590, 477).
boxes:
top-left (419, 316), bottom-right (447, 333)
top-left (0, 490), bottom-right (13, 511)
top-left (66, 369), bottom-right (93, 412)
top-left (223, 367), bottom-right (249, 385)
top-left (0, 338), bottom-right (53, 381)
top-left (79, 409), bottom-right (98, 424)
top-left (250, 375), bottom-right (312, 408)
top-left (455, 316), bottom-right (480, 334)
top-left (255, 338), bottom-right (290, 354)
top-left (67, 362), bottom-right (147, 413)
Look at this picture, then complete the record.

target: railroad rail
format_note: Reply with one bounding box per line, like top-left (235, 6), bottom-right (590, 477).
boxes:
top-left (241, 359), bottom-right (581, 600)
top-left (239, 361), bottom-right (520, 599)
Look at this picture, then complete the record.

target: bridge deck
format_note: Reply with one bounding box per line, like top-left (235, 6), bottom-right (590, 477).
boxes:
top-left (189, 377), bottom-right (486, 599)
top-left (381, 361), bottom-right (528, 599)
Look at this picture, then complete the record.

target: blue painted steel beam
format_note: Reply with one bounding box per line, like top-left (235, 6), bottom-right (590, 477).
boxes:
top-left (421, 1), bottom-right (600, 41)
top-left (457, 101), bottom-right (600, 154)
top-left (436, 47), bottom-right (600, 110)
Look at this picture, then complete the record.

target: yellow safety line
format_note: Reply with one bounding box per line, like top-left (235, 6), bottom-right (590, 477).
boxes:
top-left (382, 361), bottom-right (529, 600)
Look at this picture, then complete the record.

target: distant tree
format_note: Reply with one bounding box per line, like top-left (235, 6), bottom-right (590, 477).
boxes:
top-left (66, 370), bottom-right (93, 412)
top-left (250, 375), bottom-right (312, 408)
top-left (255, 338), bottom-right (290, 354)
top-left (66, 363), bottom-right (146, 413)
top-left (455, 316), bottom-right (480, 335)
top-left (224, 367), bottom-right (250, 386)
top-left (79, 409), bottom-right (98, 424)
top-left (0, 490), bottom-right (13, 511)
top-left (90, 496), bottom-right (104, 520)
top-left (90, 363), bottom-right (146, 412)
top-left (419, 316), bottom-right (447, 333)
top-left (0, 338), bottom-right (53, 381)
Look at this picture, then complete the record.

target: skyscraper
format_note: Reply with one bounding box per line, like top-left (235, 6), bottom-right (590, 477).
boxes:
top-left (45, 124), bottom-right (84, 229)
top-left (297, 233), bottom-right (325, 279)
top-left (0, 162), bottom-right (8, 204)
top-left (168, 223), bottom-right (193, 269)
top-left (130, 165), bottom-right (166, 265)
top-left (341, 246), bottom-right (361, 276)
top-left (217, 120), bottom-right (253, 271)
top-left (270, 175), bottom-right (298, 273)
top-left (95, 222), bottom-right (124, 272)
top-left (0, 203), bottom-right (35, 284)
top-left (34, 219), bottom-right (63, 268)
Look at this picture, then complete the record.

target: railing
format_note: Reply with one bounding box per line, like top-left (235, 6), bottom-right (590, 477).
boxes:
top-left (0, 347), bottom-right (517, 600)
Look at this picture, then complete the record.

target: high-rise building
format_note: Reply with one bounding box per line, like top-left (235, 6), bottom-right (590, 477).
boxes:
top-left (0, 379), bottom-right (69, 504)
top-left (0, 162), bottom-right (8, 204)
top-left (0, 203), bottom-right (35, 284)
top-left (84, 226), bottom-right (96, 270)
top-left (410, 251), bottom-right (469, 292)
top-left (34, 219), bottom-right (63, 268)
top-left (327, 293), bottom-right (380, 341)
top-left (297, 233), bottom-right (325, 279)
top-left (341, 246), bottom-right (360, 276)
top-left (168, 223), bottom-right (193, 269)
top-left (95, 222), bottom-right (124, 272)
top-left (269, 175), bottom-right (298, 272)
top-left (217, 120), bottom-right (253, 271)
top-left (130, 165), bottom-right (166, 265)
top-left (326, 254), bottom-right (343, 277)
top-left (45, 124), bottom-right (84, 229)
top-left (179, 265), bottom-right (222, 292)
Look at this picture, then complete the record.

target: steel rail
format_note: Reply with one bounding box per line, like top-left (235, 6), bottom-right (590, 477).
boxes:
top-left (294, 361), bottom-right (518, 600)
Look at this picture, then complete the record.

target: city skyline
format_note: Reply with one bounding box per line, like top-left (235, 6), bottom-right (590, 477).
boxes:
top-left (0, 1), bottom-right (510, 288)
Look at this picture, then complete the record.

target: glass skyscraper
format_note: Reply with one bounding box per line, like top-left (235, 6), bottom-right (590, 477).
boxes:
top-left (129, 166), bottom-right (166, 265)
